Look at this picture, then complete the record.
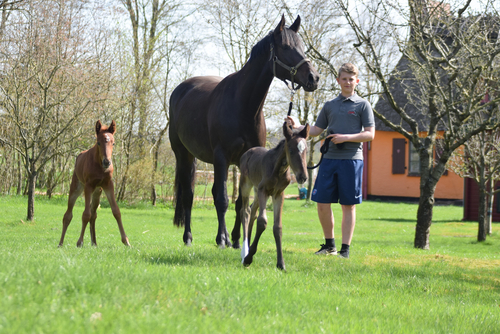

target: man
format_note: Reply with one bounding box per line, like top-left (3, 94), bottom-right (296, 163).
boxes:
top-left (287, 63), bottom-right (375, 258)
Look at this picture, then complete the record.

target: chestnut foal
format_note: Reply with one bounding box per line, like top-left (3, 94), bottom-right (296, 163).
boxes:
top-left (59, 120), bottom-right (130, 247)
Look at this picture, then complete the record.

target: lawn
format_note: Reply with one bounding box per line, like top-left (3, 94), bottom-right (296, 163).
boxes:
top-left (0, 195), bottom-right (499, 333)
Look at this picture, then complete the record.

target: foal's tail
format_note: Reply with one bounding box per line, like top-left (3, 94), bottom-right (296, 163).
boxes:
top-left (173, 157), bottom-right (196, 227)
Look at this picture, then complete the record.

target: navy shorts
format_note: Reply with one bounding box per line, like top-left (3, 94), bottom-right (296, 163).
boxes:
top-left (311, 159), bottom-right (364, 205)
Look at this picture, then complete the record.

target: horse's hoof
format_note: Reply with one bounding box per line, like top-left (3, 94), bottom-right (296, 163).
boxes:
top-left (243, 256), bottom-right (253, 266)
top-left (232, 241), bottom-right (240, 249)
top-left (277, 264), bottom-right (286, 271)
top-left (185, 239), bottom-right (192, 247)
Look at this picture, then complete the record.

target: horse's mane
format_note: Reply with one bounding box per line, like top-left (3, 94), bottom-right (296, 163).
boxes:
top-left (269, 139), bottom-right (286, 156)
top-left (248, 26), bottom-right (302, 62)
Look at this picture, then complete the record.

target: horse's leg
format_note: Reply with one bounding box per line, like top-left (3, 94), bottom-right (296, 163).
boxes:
top-left (77, 184), bottom-right (94, 247)
top-left (272, 192), bottom-right (286, 270)
top-left (89, 188), bottom-right (102, 247)
top-left (59, 172), bottom-right (83, 247)
top-left (212, 148), bottom-right (231, 248)
top-left (231, 193), bottom-right (243, 249)
top-left (243, 188), bottom-right (268, 266)
top-left (239, 177), bottom-right (252, 262)
top-left (103, 180), bottom-right (130, 246)
top-left (247, 188), bottom-right (260, 248)
top-left (172, 144), bottom-right (196, 246)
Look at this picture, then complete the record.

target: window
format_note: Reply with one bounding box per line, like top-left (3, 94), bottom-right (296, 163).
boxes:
top-left (408, 143), bottom-right (420, 175)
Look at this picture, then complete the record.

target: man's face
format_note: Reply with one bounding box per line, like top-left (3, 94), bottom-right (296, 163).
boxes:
top-left (336, 72), bottom-right (359, 95)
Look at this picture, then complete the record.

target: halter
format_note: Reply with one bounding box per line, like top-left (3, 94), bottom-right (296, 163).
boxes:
top-left (270, 43), bottom-right (311, 116)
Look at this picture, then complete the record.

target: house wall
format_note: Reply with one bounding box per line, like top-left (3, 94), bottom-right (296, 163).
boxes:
top-left (463, 177), bottom-right (500, 222)
top-left (366, 130), bottom-right (463, 200)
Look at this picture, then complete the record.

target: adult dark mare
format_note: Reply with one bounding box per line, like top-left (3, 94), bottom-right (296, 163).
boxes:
top-left (59, 120), bottom-right (130, 247)
top-left (169, 15), bottom-right (319, 248)
top-left (239, 122), bottom-right (309, 270)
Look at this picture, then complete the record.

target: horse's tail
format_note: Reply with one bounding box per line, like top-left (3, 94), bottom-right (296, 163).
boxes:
top-left (172, 156), bottom-right (196, 227)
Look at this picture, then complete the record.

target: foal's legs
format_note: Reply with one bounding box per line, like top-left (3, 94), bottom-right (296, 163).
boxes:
top-left (239, 177), bottom-right (252, 262)
top-left (272, 192), bottom-right (286, 270)
top-left (59, 172), bottom-right (83, 247)
top-left (243, 188), bottom-right (268, 266)
top-left (88, 188), bottom-right (102, 246)
top-left (77, 184), bottom-right (94, 247)
top-left (103, 180), bottom-right (130, 246)
top-left (231, 193), bottom-right (243, 249)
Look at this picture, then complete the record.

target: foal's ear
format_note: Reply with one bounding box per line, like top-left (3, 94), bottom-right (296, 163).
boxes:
top-left (289, 15), bottom-right (301, 33)
top-left (95, 120), bottom-right (102, 136)
top-left (108, 120), bottom-right (116, 135)
top-left (283, 121), bottom-right (293, 140)
top-left (299, 123), bottom-right (309, 139)
top-left (274, 14), bottom-right (286, 36)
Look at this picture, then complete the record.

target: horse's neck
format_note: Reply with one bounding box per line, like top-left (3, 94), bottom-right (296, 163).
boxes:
top-left (269, 140), bottom-right (288, 177)
top-left (234, 47), bottom-right (274, 116)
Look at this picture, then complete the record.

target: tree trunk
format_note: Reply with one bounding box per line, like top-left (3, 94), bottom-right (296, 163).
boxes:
top-left (414, 192), bottom-right (434, 249)
top-left (487, 179), bottom-right (494, 235)
top-left (414, 145), bottom-right (437, 249)
top-left (16, 154), bottom-right (22, 195)
top-left (27, 170), bottom-right (37, 221)
top-left (306, 139), bottom-right (317, 202)
top-left (231, 166), bottom-right (238, 203)
top-left (477, 181), bottom-right (488, 242)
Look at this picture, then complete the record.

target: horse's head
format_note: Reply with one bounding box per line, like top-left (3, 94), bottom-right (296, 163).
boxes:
top-left (95, 120), bottom-right (116, 170)
top-left (272, 15), bottom-right (320, 92)
top-left (283, 122), bottom-right (309, 185)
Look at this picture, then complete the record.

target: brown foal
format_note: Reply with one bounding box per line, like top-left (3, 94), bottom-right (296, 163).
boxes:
top-left (59, 120), bottom-right (130, 247)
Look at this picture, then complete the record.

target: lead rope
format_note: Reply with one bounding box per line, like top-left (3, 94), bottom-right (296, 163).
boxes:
top-left (307, 138), bottom-right (329, 170)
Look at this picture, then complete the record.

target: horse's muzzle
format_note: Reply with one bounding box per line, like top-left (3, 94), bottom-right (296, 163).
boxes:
top-left (296, 174), bottom-right (308, 185)
top-left (102, 159), bottom-right (111, 169)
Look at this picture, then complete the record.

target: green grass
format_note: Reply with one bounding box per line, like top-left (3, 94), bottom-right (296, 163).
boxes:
top-left (1, 195), bottom-right (499, 333)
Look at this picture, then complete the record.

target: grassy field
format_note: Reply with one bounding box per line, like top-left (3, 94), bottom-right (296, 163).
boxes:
top-left (1, 194), bottom-right (499, 333)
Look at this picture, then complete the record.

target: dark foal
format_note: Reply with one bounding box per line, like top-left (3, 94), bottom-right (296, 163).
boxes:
top-left (239, 122), bottom-right (310, 270)
top-left (59, 120), bottom-right (130, 247)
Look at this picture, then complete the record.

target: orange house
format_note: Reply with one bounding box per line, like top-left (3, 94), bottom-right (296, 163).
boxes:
top-left (363, 131), bottom-right (463, 202)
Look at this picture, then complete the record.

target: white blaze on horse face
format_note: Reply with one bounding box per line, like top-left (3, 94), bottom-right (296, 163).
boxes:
top-left (297, 139), bottom-right (306, 154)
top-left (104, 134), bottom-right (110, 143)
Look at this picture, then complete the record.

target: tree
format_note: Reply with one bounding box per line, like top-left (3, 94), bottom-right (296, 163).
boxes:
top-left (0, 0), bottom-right (114, 220)
top-left (448, 127), bottom-right (500, 241)
top-left (335, 0), bottom-right (500, 248)
top-left (116, 0), bottom-right (192, 204)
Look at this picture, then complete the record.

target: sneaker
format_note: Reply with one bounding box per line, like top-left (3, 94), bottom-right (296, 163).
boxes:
top-left (314, 244), bottom-right (337, 255)
top-left (338, 251), bottom-right (349, 259)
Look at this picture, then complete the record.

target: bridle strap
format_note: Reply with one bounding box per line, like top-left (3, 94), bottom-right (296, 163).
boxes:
top-left (270, 44), bottom-right (311, 92)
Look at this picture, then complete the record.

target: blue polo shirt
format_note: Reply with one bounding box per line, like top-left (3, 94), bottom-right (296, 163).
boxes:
top-left (315, 93), bottom-right (375, 160)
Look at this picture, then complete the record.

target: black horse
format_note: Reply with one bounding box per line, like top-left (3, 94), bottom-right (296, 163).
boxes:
top-left (169, 15), bottom-right (319, 248)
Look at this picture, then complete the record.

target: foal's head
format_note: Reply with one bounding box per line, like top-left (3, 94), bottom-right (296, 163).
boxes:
top-left (95, 120), bottom-right (116, 170)
top-left (283, 122), bottom-right (309, 185)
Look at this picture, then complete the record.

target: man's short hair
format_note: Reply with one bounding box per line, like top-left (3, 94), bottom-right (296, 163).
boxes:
top-left (338, 63), bottom-right (359, 77)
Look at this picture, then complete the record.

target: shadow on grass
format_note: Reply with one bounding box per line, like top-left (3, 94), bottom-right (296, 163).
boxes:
top-left (369, 218), bottom-right (465, 224)
top-left (142, 247), bottom-right (240, 268)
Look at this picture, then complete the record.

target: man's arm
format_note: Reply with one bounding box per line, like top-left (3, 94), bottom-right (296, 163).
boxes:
top-left (328, 126), bottom-right (375, 144)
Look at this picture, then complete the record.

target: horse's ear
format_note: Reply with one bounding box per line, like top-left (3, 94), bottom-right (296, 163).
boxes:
top-left (299, 123), bottom-right (309, 139)
top-left (289, 15), bottom-right (301, 33)
top-left (283, 121), bottom-right (293, 140)
top-left (274, 14), bottom-right (286, 36)
top-left (108, 120), bottom-right (116, 135)
top-left (95, 120), bottom-right (102, 136)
